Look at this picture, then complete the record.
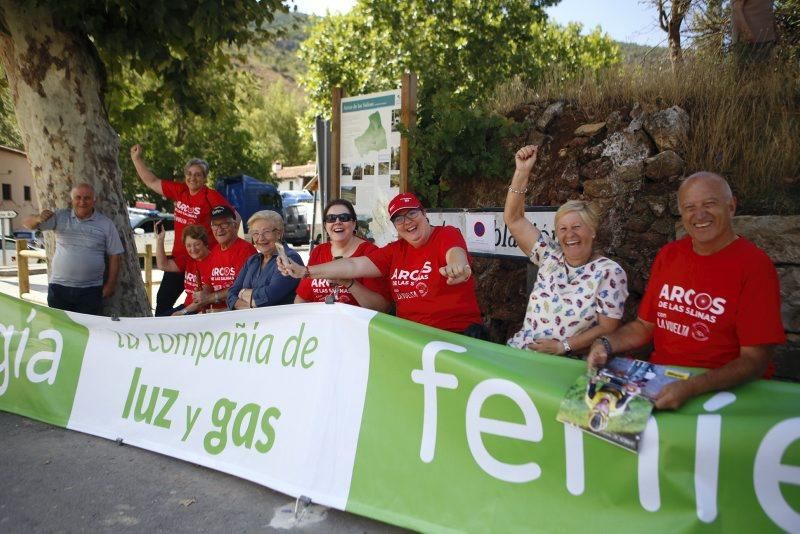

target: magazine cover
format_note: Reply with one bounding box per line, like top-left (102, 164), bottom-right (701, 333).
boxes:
top-left (556, 358), bottom-right (690, 453)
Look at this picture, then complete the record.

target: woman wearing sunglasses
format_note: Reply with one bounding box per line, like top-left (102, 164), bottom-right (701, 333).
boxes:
top-left (294, 199), bottom-right (391, 311)
top-left (280, 193), bottom-right (485, 338)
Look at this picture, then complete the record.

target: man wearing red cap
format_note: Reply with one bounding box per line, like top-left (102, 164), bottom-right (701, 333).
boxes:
top-left (194, 205), bottom-right (256, 312)
top-left (278, 193), bottom-right (485, 337)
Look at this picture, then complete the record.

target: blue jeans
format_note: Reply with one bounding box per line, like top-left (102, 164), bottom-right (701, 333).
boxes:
top-left (48, 283), bottom-right (103, 315)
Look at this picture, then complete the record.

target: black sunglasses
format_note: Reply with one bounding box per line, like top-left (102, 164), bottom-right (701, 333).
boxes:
top-left (324, 213), bottom-right (355, 223)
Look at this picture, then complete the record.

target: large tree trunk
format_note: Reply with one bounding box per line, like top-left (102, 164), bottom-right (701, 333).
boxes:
top-left (0, 2), bottom-right (151, 317)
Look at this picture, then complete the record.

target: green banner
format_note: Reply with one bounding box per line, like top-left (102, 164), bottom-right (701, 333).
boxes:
top-left (1, 292), bottom-right (799, 532)
top-left (350, 313), bottom-right (800, 532)
top-left (0, 301), bottom-right (87, 427)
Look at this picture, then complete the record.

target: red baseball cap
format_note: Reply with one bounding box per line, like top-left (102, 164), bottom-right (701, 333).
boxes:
top-left (388, 193), bottom-right (423, 219)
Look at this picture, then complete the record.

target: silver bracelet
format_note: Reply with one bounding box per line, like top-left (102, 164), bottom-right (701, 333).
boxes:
top-left (508, 185), bottom-right (528, 195)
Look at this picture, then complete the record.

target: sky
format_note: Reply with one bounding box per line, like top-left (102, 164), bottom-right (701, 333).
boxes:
top-left (290, 0), bottom-right (667, 47)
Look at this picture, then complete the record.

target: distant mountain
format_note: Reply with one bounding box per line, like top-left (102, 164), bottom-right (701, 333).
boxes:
top-left (237, 11), bottom-right (315, 92)
top-left (616, 41), bottom-right (670, 68)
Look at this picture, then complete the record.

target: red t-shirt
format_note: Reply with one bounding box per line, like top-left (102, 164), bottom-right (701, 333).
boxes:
top-left (639, 236), bottom-right (785, 373)
top-left (161, 181), bottom-right (232, 263)
top-left (368, 226), bottom-right (482, 332)
top-left (296, 241), bottom-right (391, 306)
top-left (174, 255), bottom-right (212, 308)
top-left (202, 238), bottom-right (256, 310)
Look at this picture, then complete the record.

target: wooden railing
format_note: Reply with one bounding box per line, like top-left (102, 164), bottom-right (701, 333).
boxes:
top-left (15, 239), bottom-right (157, 304)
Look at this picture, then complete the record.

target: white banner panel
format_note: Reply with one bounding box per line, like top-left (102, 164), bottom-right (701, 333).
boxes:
top-left (66, 303), bottom-right (378, 509)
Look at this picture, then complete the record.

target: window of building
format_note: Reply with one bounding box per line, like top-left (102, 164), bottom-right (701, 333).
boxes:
top-left (24, 186), bottom-right (31, 201)
top-left (1, 183), bottom-right (11, 201)
top-left (289, 181), bottom-right (294, 190)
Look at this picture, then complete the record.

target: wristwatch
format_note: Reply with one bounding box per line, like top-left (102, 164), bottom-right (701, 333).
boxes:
top-left (562, 339), bottom-right (572, 355)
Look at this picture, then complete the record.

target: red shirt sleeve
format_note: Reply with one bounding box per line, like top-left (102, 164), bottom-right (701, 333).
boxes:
top-left (160, 180), bottom-right (185, 202)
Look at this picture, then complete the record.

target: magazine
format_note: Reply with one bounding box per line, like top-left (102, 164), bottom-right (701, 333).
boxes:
top-left (556, 358), bottom-right (690, 453)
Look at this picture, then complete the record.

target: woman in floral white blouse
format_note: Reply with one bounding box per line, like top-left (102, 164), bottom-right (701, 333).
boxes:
top-left (504, 145), bottom-right (629, 357)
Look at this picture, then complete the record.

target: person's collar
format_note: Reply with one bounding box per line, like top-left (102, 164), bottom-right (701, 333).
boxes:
top-left (71, 209), bottom-right (96, 221)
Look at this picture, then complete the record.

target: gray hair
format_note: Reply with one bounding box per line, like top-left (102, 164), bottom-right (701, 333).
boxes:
top-left (679, 172), bottom-right (733, 201)
top-left (184, 158), bottom-right (210, 178)
top-left (70, 182), bottom-right (96, 199)
top-left (248, 209), bottom-right (284, 231)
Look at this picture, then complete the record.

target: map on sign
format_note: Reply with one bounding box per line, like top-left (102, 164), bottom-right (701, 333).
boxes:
top-left (354, 112), bottom-right (388, 156)
top-left (340, 90), bottom-right (401, 246)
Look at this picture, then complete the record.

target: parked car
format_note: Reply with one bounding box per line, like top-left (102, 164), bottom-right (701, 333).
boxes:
top-left (280, 190), bottom-right (313, 208)
top-left (0, 236), bottom-right (44, 266)
top-left (128, 207), bottom-right (175, 255)
top-left (282, 204), bottom-right (310, 246)
top-left (12, 229), bottom-right (45, 249)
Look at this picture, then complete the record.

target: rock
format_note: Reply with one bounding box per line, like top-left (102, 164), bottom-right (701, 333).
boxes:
top-left (579, 143), bottom-right (605, 163)
top-left (642, 106), bottom-right (690, 153)
top-left (646, 197), bottom-right (668, 217)
top-left (559, 161), bottom-right (581, 189)
top-left (614, 162), bottom-right (644, 183)
top-left (645, 150), bottom-right (685, 180)
top-left (579, 158), bottom-right (613, 180)
top-left (526, 130), bottom-right (549, 146)
top-left (624, 217), bottom-right (653, 233)
top-left (605, 110), bottom-right (624, 133)
top-left (650, 217), bottom-right (677, 236)
top-left (601, 130), bottom-right (654, 167)
top-left (777, 267), bottom-right (800, 332)
top-left (583, 175), bottom-right (641, 198)
top-left (536, 101), bottom-right (564, 131)
top-left (732, 216), bottom-right (800, 264)
top-left (574, 122), bottom-right (606, 137)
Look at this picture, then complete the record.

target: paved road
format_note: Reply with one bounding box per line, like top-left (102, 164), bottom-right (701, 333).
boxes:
top-left (0, 412), bottom-right (403, 533)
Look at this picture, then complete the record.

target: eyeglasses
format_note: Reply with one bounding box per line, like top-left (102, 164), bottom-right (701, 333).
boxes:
top-left (324, 213), bottom-right (355, 223)
top-left (391, 208), bottom-right (422, 226)
top-left (211, 221), bottom-right (234, 230)
top-left (251, 228), bottom-right (280, 238)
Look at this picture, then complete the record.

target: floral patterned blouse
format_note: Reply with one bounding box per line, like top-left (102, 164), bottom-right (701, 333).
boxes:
top-left (507, 232), bottom-right (629, 349)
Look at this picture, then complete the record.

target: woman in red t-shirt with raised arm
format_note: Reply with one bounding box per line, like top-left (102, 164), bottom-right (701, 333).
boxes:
top-left (279, 193), bottom-right (486, 339)
top-left (295, 199), bottom-right (390, 311)
top-left (130, 144), bottom-right (234, 317)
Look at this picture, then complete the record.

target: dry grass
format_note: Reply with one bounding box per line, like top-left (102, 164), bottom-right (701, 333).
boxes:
top-left (490, 53), bottom-right (800, 214)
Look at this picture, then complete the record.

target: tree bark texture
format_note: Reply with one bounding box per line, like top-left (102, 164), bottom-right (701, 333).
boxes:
top-left (0, 2), bottom-right (151, 316)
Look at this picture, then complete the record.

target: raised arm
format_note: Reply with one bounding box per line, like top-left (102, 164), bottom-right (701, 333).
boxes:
top-left (130, 144), bottom-right (164, 196)
top-left (504, 145), bottom-right (541, 256)
top-left (279, 255), bottom-right (381, 281)
top-left (439, 246), bottom-right (472, 285)
top-left (155, 222), bottom-right (179, 272)
top-left (22, 209), bottom-right (53, 230)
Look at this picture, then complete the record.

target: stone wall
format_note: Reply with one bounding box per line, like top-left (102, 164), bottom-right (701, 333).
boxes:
top-left (462, 100), bottom-right (799, 380)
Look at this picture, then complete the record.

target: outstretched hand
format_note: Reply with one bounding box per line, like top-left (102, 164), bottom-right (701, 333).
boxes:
top-left (130, 144), bottom-right (143, 160)
top-left (439, 263), bottom-right (472, 285)
top-left (277, 255), bottom-right (305, 279)
top-left (39, 209), bottom-right (54, 222)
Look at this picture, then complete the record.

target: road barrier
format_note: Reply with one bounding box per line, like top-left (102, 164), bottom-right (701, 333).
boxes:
top-left (14, 239), bottom-right (157, 305)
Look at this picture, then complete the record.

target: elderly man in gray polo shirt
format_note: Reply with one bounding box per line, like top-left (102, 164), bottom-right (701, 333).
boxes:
top-left (23, 183), bottom-right (124, 315)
